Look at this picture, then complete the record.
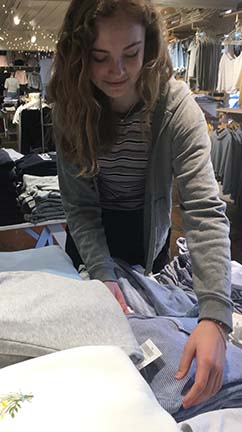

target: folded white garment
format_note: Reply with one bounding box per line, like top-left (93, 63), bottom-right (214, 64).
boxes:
top-left (0, 346), bottom-right (179, 432)
top-left (179, 408), bottom-right (242, 432)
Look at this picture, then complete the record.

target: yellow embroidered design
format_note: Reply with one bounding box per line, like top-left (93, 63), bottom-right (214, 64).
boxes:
top-left (0, 392), bottom-right (34, 419)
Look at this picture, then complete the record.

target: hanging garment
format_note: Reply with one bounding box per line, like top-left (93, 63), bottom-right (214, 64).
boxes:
top-left (0, 55), bottom-right (8, 67)
top-left (187, 40), bottom-right (198, 80)
top-left (233, 51), bottom-right (242, 91)
top-left (18, 106), bottom-right (53, 154)
top-left (28, 71), bottom-right (42, 91)
top-left (217, 52), bottom-right (237, 93)
top-left (4, 77), bottom-right (19, 93)
top-left (15, 70), bottom-right (28, 85)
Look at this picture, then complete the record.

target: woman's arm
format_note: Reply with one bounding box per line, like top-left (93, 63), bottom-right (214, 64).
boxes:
top-left (57, 148), bottom-right (118, 282)
top-left (170, 93), bottom-right (233, 408)
top-left (171, 93), bottom-right (232, 329)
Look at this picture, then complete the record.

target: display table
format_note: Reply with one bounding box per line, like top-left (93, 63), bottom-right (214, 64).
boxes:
top-left (0, 219), bottom-right (66, 249)
top-left (217, 107), bottom-right (242, 118)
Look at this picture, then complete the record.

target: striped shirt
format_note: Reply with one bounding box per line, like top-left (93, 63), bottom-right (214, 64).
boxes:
top-left (98, 105), bottom-right (152, 210)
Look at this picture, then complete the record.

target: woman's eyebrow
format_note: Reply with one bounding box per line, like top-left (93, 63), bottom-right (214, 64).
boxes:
top-left (92, 40), bottom-right (142, 53)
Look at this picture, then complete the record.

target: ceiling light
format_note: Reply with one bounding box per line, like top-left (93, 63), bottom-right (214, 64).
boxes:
top-left (0, 36), bottom-right (4, 41)
top-left (224, 9), bottom-right (232, 15)
top-left (13, 15), bottom-right (21, 25)
top-left (31, 35), bottom-right (37, 43)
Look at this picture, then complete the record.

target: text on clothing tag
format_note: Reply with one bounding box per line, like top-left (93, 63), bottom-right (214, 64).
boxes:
top-left (137, 339), bottom-right (162, 370)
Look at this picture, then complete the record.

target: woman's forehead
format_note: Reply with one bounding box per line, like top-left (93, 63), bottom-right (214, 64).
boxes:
top-left (94, 14), bottom-right (145, 49)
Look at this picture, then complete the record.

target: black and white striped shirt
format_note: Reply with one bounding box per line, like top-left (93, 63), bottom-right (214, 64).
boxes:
top-left (98, 105), bottom-right (152, 210)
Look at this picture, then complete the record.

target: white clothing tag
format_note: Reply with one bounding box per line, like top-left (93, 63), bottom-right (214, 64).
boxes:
top-left (136, 339), bottom-right (162, 370)
top-left (38, 153), bottom-right (51, 161)
top-left (231, 313), bottom-right (242, 347)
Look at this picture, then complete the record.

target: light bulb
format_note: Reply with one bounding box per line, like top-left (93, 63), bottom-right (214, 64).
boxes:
top-left (14, 15), bottom-right (21, 25)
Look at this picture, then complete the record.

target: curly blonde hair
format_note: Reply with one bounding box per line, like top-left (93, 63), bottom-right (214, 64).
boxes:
top-left (49, 0), bottom-right (173, 175)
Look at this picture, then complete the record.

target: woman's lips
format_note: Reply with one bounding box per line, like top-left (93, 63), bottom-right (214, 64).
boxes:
top-left (104, 79), bottom-right (128, 86)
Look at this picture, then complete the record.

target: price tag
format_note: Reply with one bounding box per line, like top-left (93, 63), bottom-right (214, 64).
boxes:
top-left (136, 339), bottom-right (162, 370)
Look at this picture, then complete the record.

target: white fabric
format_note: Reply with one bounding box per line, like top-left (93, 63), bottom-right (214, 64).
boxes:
top-left (179, 408), bottom-right (242, 432)
top-left (2, 148), bottom-right (23, 161)
top-left (217, 51), bottom-right (242, 93)
top-left (0, 346), bottom-right (179, 432)
top-left (233, 52), bottom-right (242, 92)
top-left (231, 313), bottom-right (242, 347)
top-left (4, 77), bottom-right (20, 92)
top-left (13, 99), bottom-right (48, 124)
top-left (231, 260), bottom-right (242, 287)
top-left (22, 174), bottom-right (60, 192)
top-left (217, 53), bottom-right (235, 93)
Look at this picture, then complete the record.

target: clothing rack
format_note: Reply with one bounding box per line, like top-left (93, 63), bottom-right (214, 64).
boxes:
top-left (39, 93), bottom-right (45, 153)
top-left (18, 98), bottom-right (53, 154)
top-left (0, 66), bottom-right (40, 73)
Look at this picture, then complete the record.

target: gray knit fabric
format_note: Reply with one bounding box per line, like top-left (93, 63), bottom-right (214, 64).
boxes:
top-left (0, 271), bottom-right (143, 368)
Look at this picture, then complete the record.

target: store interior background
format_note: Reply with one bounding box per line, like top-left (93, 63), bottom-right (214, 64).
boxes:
top-left (0, 0), bottom-right (242, 264)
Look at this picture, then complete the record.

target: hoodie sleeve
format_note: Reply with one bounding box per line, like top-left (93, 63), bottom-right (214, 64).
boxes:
top-left (56, 148), bottom-right (118, 281)
top-left (170, 92), bottom-right (233, 331)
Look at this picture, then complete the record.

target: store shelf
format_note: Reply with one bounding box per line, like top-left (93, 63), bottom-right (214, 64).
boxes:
top-left (217, 107), bottom-right (242, 115)
top-left (222, 10), bottom-right (242, 19)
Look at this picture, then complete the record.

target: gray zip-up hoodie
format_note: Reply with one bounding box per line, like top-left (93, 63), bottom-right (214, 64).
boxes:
top-left (57, 78), bottom-right (233, 330)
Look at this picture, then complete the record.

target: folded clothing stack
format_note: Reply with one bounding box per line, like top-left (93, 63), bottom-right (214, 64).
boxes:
top-left (15, 152), bottom-right (57, 180)
top-left (0, 149), bottom-right (23, 226)
top-left (17, 174), bottom-right (65, 223)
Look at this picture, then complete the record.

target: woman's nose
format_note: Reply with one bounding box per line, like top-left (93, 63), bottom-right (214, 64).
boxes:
top-left (109, 57), bottom-right (125, 76)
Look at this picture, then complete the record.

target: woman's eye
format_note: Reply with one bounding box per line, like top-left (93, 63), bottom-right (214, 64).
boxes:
top-left (92, 56), bottom-right (108, 63)
top-left (125, 50), bottom-right (139, 59)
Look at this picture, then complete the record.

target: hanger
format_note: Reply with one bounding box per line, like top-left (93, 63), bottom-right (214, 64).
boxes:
top-left (224, 17), bottom-right (242, 46)
top-left (194, 27), bottom-right (209, 43)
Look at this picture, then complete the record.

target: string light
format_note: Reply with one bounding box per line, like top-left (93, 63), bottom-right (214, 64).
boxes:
top-left (13, 15), bottom-right (21, 25)
top-left (0, 2), bottom-right (58, 52)
top-left (31, 35), bottom-right (37, 43)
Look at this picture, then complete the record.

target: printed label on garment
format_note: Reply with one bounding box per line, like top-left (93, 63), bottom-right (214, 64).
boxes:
top-left (136, 339), bottom-right (162, 370)
top-left (38, 153), bottom-right (51, 161)
top-left (231, 313), bottom-right (242, 348)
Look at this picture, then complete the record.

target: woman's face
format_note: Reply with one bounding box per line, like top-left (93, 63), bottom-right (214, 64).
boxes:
top-left (90, 11), bottom-right (145, 101)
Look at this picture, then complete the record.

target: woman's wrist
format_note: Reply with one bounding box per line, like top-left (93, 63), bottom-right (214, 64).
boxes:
top-left (200, 319), bottom-right (229, 349)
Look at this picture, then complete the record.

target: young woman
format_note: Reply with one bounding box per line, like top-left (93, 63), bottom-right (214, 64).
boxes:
top-left (49, 0), bottom-right (232, 411)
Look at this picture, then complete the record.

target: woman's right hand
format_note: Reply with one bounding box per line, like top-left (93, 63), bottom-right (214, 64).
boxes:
top-left (104, 281), bottom-right (129, 314)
